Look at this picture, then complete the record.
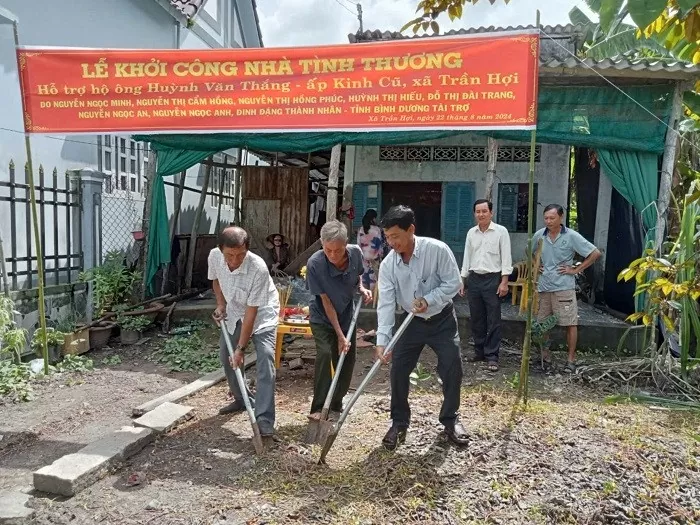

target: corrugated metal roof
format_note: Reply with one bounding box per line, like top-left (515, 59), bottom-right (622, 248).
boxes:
top-left (348, 25), bottom-right (700, 80)
top-left (541, 56), bottom-right (699, 78)
top-left (347, 24), bottom-right (582, 43)
top-left (169, 0), bottom-right (206, 19)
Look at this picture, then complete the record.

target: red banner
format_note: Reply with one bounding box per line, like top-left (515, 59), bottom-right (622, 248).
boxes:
top-left (17, 32), bottom-right (539, 135)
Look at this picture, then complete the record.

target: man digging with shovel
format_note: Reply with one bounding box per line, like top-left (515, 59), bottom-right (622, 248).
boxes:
top-left (376, 206), bottom-right (470, 450)
top-left (209, 226), bottom-right (280, 440)
top-left (305, 221), bottom-right (372, 437)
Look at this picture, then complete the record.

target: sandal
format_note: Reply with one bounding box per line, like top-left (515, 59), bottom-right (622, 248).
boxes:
top-left (487, 361), bottom-right (499, 372)
top-left (564, 361), bottom-right (577, 374)
top-left (541, 360), bottom-right (553, 373)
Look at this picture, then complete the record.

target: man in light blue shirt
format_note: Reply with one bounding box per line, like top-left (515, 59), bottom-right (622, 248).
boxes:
top-left (533, 204), bottom-right (600, 373)
top-left (375, 205), bottom-right (468, 450)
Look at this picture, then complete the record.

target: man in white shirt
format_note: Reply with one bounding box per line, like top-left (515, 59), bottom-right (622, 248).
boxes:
top-left (376, 205), bottom-right (469, 450)
top-left (209, 226), bottom-right (280, 437)
top-left (460, 199), bottom-right (513, 371)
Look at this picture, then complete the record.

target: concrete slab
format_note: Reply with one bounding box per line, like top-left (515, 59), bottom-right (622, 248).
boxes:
top-left (133, 402), bottom-right (194, 433)
top-left (132, 369), bottom-right (225, 416)
top-left (132, 355), bottom-right (257, 417)
top-left (0, 490), bottom-right (34, 524)
top-left (33, 426), bottom-right (153, 496)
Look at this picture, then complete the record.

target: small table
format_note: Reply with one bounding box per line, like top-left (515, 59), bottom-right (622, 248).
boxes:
top-left (274, 321), bottom-right (313, 368)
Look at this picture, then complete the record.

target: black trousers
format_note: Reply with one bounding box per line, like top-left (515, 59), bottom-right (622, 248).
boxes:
top-left (467, 272), bottom-right (502, 362)
top-left (390, 304), bottom-right (463, 428)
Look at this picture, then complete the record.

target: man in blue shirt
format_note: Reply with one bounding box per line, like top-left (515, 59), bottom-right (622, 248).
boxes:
top-left (376, 205), bottom-right (469, 450)
top-left (534, 204), bottom-right (601, 372)
top-left (306, 220), bottom-right (373, 419)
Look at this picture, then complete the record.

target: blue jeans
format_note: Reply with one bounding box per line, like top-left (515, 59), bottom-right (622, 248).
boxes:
top-left (219, 321), bottom-right (277, 435)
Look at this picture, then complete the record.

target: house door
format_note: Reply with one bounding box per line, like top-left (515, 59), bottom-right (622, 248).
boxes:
top-left (381, 182), bottom-right (442, 238)
top-left (441, 182), bottom-right (476, 263)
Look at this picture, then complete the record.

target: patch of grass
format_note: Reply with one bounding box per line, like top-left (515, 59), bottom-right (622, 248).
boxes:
top-left (0, 361), bottom-right (32, 402)
top-left (153, 332), bottom-right (220, 373)
top-left (56, 355), bottom-right (94, 373)
top-left (101, 355), bottom-right (122, 366)
top-left (602, 479), bottom-right (618, 496)
top-left (240, 448), bottom-right (452, 523)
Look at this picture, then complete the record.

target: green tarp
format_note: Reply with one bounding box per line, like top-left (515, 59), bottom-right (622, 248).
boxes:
top-left (136, 83), bottom-right (674, 291)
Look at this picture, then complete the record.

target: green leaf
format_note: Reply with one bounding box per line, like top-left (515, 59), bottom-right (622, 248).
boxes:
top-left (600, 0), bottom-right (625, 33)
top-left (430, 21), bottom-right (439, 33)
top-left (683, 90), bottom-right (700, 117)
top-left (584, 0), bottom-right (603, 14)
top-left (628, 0), bottom-right (667, 30)
top-left (569, 6), bottom-right (596, 28)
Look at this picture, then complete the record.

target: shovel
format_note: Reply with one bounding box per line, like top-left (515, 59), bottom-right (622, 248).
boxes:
top-left (306, 298), bottom-right (363, 444)
top-left (218, 321), bottom-right (264, 455)
top-left (319, 312), bottom-right (415, 464)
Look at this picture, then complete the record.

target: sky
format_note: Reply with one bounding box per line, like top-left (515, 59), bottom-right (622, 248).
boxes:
top-left (257, 0), bottom-right (591, 48)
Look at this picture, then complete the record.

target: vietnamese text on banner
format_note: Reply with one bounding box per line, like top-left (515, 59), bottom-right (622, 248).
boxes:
top-left (17, 31), bottom-right (539, 135)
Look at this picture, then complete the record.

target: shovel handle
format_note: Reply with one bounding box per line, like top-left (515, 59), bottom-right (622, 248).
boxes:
top-left (320, 299), bottom-right (363, 416)
top-left (333, 312), bottom-right (414, 429)
top-left (219, 321), bottom-right (257, 426)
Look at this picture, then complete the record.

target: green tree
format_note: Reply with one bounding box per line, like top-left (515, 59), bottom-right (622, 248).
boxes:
top-left (403, 1), bottom-right (700, 63)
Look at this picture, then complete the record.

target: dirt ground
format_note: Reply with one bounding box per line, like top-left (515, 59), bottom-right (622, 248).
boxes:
top-left (0, 334), bottom-right (199, 493)
top-left (7, 334), bottom-right (698, 525)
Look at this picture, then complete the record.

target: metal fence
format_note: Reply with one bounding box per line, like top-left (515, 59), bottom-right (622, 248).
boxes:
top-left (0, 161), bottom-right (83, 289)
top-left (100, 189), bottom-right (145, 264)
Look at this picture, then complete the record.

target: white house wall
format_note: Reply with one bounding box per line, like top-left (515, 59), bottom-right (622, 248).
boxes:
top-left (352, 135), bottom-right (572, 261)
top-left (1, 0), bottom-right (260, 287)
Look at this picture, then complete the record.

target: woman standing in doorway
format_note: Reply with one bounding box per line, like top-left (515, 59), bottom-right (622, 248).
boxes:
top-left (357, 209), bottom-right (386, 299)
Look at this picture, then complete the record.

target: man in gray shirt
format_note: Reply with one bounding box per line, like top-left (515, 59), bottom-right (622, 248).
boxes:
top-left (534, 204), bottom-right (600, 373)
top-left (376, 205), bottom-right (469, 450)
top-left (306, 221), bottom-right (372, 419)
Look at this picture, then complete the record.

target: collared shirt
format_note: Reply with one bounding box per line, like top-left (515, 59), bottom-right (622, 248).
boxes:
top-left (376, 236), bottom-right (461, 347)
top-left (306, 245), bottom-right (363, 330)
top-left (533, 225), bottom-right (597, 293)
top-left (207, 248), bottom-right (280, 334)
top-left (460, 221), bottom-right (513, 278)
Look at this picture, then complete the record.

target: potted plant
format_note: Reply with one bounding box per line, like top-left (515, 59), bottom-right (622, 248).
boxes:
top-left (55, 311), bottom-right (90, 356)
top-left (118, 314), bottom-right (151, 344)
top-left (30, 327), bottom-right (66, 364)
top-left (0, 296), bottom-right (27, 364)
top-left (79, 250), bottom-right (141, 315)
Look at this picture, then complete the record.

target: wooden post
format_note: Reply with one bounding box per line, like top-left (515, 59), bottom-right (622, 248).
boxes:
top-left (159, 170), bottom-right (186, 296)
top-left (326, 144), bottom-right (342, 222)
top-left (341, 145), bottom-right (356, 232)
top-left (140, 149), bottom-right (157, 299)
top-left (655, 83), bottom-right (684, 252)
top-left (14, 19), bottom-right (49, 373)
top-left (184, 159), bottom-right (212, 290)
top-left (215, 156), bottom-right (226, 231)
top-left (485, 137), bottom-right (498, 202)
top-left (234, 150), bottom-right (243, 225)
top-left (516, 10), bottom-right (540, 407)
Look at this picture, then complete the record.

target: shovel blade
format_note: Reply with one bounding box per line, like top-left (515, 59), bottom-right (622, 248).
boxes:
top-left (315, 419), bottom-right (336, 446)
top-left (304, 419), bottom-right (320, 444)
top-left (318, 428), bottom-right (339, 464)
top-left (251, 423), bottom-right (265, 455)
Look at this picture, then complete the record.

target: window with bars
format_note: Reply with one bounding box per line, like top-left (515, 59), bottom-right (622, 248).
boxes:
top-left (98, 135), bottom-right (147, 194)
top-left (378, 145), bottom-right (541, 162)
top-left (209, 155), bottom-right (236, 209)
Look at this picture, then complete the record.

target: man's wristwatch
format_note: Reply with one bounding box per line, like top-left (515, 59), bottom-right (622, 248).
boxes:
top-left (234, 344), bottom-right (245, 353)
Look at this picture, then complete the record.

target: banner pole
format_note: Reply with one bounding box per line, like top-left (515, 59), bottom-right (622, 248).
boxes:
top-left (14, 21), bottom-right (49, 374)
top-left (517, 10), bottom-right (540, 406)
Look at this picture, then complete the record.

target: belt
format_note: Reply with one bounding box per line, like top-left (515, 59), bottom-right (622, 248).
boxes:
top-left (404, 302), bottom-right (454, 323)
top-left (469, 271), bottom-right (500, 278)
